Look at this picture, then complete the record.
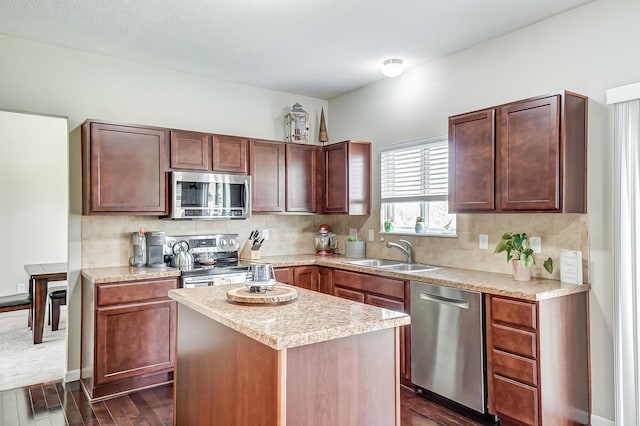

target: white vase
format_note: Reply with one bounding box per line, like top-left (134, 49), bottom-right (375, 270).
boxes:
top-left (512, 260), bottom-right (532, 281)
top-left (345, 241), bottom-right (366, 258)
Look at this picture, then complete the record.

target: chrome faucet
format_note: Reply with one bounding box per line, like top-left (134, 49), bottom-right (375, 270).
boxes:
top-left (386, 239), bottom-right (415, 264)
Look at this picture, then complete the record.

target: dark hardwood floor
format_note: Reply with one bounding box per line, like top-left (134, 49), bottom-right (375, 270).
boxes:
top-left (1, 381), bottom-right (483, 425)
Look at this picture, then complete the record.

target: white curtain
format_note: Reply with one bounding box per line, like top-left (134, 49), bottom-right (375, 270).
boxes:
top-left (614, 98), bottom-right (640, 425)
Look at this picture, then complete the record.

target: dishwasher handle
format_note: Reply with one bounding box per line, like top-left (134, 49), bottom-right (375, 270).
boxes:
top-left (418, 292), bottom-right (469, 309)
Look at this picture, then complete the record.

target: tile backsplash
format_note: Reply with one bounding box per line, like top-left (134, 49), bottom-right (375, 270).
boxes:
top-left (82, 211), bottom-right (589, 282)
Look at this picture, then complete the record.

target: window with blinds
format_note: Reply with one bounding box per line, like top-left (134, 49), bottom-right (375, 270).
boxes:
top-left (380, 137), bottom-right (456, 234)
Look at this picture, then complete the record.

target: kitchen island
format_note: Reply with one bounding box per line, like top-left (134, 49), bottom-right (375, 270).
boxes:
top-left (168, 284), bottom-right (410, 426)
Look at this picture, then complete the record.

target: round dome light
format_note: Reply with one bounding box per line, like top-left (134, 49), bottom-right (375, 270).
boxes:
top-left (381, 58), bottom-right (404, 78)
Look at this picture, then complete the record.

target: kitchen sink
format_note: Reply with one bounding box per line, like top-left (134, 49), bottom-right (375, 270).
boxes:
top-left (342, 259), bottom-right (405, 267)
top-left (342, 259), bottom-right (440, 272)
top-left (378, 263), bottom-right (440, 272)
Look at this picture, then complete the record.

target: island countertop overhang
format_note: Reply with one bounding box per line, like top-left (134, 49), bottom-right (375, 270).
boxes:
top-left (168, 284), bottom-right (410, 350)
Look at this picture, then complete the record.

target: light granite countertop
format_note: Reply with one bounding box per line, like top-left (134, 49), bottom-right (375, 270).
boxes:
top-left (82, 254), bottom-right (589, 301)
top-left (243, 254), bottom-right (590, 301)
top-left (168, 284), bottom-right (410, 350)
top-left (81, 265), bottom-right (181, 283)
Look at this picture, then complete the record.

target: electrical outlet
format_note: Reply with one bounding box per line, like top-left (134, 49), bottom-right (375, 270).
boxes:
top-left (530, 236), bottom-right (542, 253)
top-left (349, 228), bottom-right (357, 238)
top-left (17, 283), bottom-right (26, 293)
top-left (262, 229), bottom-right (269, 240)
top-left (368, 229), bottom-right (375, 241)
top-left (479, 234), bottom-right (489, 250)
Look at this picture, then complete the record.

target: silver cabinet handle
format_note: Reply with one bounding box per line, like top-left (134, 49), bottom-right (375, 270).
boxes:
top-left (419, 292), bottom-right (469, 309)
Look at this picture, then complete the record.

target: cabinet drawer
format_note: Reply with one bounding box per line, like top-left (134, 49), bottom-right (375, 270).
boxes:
top-left (332, 270), bottom-right (404, 300)
top-left (492, 324), bottom-right (537, 359)
top-left (493, 375), bottom-right (538, 426)
top-left (491, 297), bottom-right (537, 330)
top-left (97, 278), bottom-right (178, 307)
top-left (492, 349), bottom-right (537, 386)
top-left (274, 267), bottom-right (293, 285)
top-left (334, 287), bottom-right (365, 303)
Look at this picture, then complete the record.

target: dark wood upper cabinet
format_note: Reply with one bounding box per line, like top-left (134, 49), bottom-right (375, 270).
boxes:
top-left (286, 144), bottom-right (318, 213)
top-left (81, 121), bottom-right (169, 215)
top-left (497, 96), bottom-right (560, 211)
top-left (448, 109), bottom-right (495, 211)
top-left (448, 91), bottom-right (587, 213)
top-left (212, 135), bottom-right (248, 174)
top-left (323, 141), bottom-right (371, 215)
top-left (170, 130), bottom-right (211, 171)
top-left (250, 139), bottom-right (285, 213)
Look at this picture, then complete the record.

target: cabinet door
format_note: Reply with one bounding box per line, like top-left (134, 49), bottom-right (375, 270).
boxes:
top-left (323, 141), bottom-right (371, 215)
top-left (448, 109), bottom-right (495, 212)
top-left (293, 266), bottom-right (319, 291)
top-left (83, 122), bottom-right (168, 214)
top-left (170, 130), bottom-right (210, 171)
top-left (274, 267), bottom-right (293, 284)
top-left (286, 144), bottom-right (317, 212)
top-left (95, 300), bottom-right (176, 386)
top-left (318, 267), bottom-right (333, 295)
top-left (497, 96), bottom-right (560, 211)
top-left (212, 135), bottom-right (248, 174)
top-left (323, 142), bottom-right (349, 213)
top-left (250, 140), bottom-right (285, 212)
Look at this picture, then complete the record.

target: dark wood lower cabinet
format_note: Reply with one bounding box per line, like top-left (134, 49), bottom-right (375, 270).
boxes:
top-left (486, 293), bottom-right (589, 425)
top-left (81, 276), bottom-right (178, 401)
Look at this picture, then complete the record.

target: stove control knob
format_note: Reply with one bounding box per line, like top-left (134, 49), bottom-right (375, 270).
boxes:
top-left (229, 238), bottom-right (236, 247)
top-left (220, 239), bottom-right (228, 247)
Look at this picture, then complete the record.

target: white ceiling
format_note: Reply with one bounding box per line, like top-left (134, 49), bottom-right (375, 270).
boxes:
top-left (0, 0), bottom-right (592, 99)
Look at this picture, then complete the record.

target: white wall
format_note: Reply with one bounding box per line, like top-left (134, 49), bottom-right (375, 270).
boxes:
top-left (0, 110), bottom-right (68, 297)
top-left (0, 33), bottom-right (328, 383)
top-left (329, 0), bottom-right (637, 422)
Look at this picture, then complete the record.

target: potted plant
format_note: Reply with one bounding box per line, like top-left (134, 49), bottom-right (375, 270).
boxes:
top-left (415, 216), bottom-right (426, 233)
top-left (494, 232), bottom-right (553, 281)
top-left (345, 235), bottom-right (366, 258)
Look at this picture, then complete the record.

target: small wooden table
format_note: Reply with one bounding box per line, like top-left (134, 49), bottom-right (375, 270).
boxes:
top-left (24, 262), bottom-right (67, 344)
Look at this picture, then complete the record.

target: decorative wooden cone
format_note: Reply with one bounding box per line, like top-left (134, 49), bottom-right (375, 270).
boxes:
top-left (318, 107), bottom-right (328, 144)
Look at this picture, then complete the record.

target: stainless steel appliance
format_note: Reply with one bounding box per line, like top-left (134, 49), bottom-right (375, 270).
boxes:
top-left (314, 224), bottom-right (337, 256)
top-left (165, 233), bottom-right (248, 288)
top-left (130, 228), bottom-right (146, 267)
top-left (169, 171), bottom-right (251, 220)
top-left (146, 231), bottom-right (167, 268)
top-left (410, 281), bottom-right (490, 418)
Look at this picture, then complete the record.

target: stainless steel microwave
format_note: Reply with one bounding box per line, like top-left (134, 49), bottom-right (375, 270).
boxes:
top-left (169, 171), bottom-right (251, 220)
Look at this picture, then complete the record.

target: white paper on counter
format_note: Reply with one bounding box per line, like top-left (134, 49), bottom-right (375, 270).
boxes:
top-left (560, 250), bottom-right (583, 285)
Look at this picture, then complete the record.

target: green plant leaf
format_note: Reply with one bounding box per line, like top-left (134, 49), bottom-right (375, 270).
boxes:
top-left (521, 253), bottom-right (534, 269)
top-left (543, 258), bottom-right (554, 274)
top-left (494, 240), bottom-right (508, 254)
top-left (501, 232), bottom-right (513, 240)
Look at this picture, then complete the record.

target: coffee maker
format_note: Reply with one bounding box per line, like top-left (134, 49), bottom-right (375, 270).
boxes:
top-left (146, 231), bottom-right (167, 268)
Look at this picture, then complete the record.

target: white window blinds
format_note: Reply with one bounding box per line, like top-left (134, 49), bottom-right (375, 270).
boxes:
top-left (381, 138), bottom-right (448, 203)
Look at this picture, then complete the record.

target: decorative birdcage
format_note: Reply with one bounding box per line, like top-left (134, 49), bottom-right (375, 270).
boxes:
top-left (285, 103), bottom-right (309, 143)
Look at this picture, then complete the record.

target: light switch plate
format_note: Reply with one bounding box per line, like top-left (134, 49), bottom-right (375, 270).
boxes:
top-left (530, 236), bottom-right (541, 253)
top-left (479, 234), bottom-right (489, 250)
top-left (368, 229), bottom-right (375, 241)
top-left (262, 229), bottom-right (269, 240)
top-left (349, 228), bottom-right (357, 238)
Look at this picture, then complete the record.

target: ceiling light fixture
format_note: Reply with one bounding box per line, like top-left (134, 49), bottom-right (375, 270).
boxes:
top-left (381, 58), bottom-right (404, 78)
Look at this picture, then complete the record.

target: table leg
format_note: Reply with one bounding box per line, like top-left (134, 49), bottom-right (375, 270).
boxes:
top-left (33, 278), bottom-right (48, 344)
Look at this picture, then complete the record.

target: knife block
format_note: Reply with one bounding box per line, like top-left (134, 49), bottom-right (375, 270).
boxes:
top-left (239, 240), bottom-right (261, 260)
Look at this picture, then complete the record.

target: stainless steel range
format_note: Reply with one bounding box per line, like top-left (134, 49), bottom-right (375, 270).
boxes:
top-left (165, 234), bottom-right (249, 288)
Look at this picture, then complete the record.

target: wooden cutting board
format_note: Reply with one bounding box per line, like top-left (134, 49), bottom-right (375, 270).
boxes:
top-left (226, 285), bottom-right (298, 304)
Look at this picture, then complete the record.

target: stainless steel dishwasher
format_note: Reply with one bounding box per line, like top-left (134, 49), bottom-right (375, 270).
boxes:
top-left (410, 281), bottom-right (487, 415)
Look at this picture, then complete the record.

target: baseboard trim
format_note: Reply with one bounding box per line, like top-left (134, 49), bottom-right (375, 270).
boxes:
top-left (64, 369), bottom-right (80, 383)
top-left (591, 414), bottom-right (615, 426)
